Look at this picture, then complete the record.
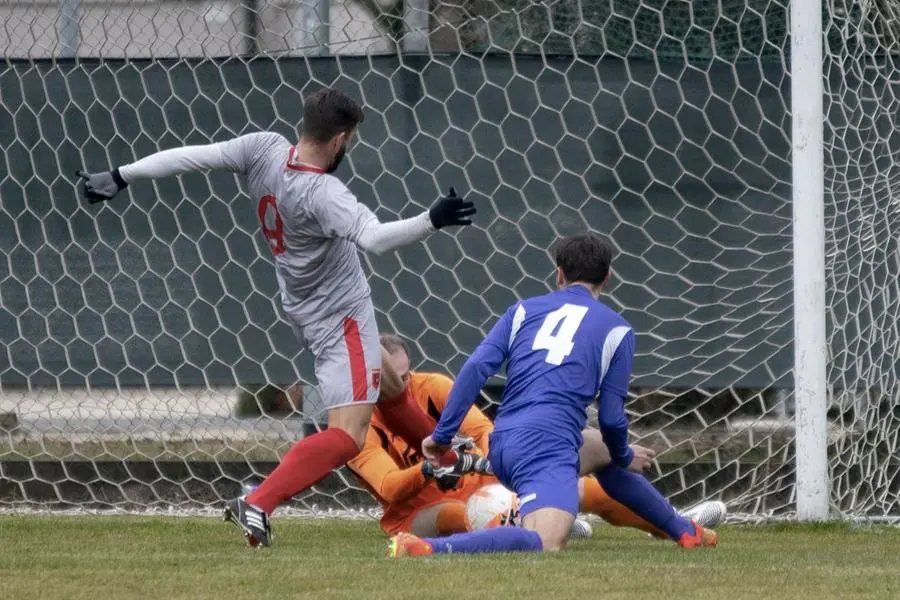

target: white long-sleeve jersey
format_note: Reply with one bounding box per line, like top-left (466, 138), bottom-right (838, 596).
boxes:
top-left (118, 132), bottom-right (435, 326)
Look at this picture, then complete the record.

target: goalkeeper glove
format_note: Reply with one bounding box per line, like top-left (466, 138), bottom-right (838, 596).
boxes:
top-left (422, 451), bottom-right (485, 491)
top-left (450, 436), bottom-right (493, 474)
top-left (451, 435), bottom-right (477, 452)
top-left (76, 168), bottom-right (128, 203)
top-left (429, 187), bottom-right (476, 229)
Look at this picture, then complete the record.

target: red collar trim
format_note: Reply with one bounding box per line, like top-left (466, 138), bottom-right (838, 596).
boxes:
top-left (286, 146), bottom-right (326, 174)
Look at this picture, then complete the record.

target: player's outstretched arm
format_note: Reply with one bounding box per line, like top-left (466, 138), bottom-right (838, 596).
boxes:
top-left (426, 306), bottom-right (515, 458)
top-left (76, 133), bottom-right (274, 204)
top-left (596, 328), bottom-right (637, 469)
top-left (354, 187), bottom-right (475, 255)
top-left (77, 144), bottom-right (226, 203)
top-left (419, 373), bottom-right (494, 455)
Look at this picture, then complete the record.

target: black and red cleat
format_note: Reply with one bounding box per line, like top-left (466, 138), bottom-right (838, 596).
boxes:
top-left (224, 497), bottom-right (272, 548)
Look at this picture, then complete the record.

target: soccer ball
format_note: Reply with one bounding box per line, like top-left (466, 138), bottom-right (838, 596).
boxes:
top-left (465, 483), bottom-right (520, 530)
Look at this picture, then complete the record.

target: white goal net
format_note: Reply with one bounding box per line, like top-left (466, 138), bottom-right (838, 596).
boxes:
top-left (1, 0), bottom-right (898, 520)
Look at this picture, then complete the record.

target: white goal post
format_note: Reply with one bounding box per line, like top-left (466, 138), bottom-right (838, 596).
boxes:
top-left (1, 0), bottom-right (899, 522)
top-left (791, 0), bottom-right (828, 521)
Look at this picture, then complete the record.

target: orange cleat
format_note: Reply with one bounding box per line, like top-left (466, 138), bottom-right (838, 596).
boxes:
top-left (677, 521), bottom-right (718, 549)
top-left (387, 532), bottom-right (434, 558)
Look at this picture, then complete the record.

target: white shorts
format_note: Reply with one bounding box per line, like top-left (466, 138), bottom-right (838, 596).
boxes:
top-left (291, 298), bottom-right (381, 410)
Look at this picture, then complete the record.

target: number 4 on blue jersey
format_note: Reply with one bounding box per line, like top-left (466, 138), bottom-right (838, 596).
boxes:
top-left (529, 303), bottom-right (588, 365)
top-left (432, 285), bottom-right (636, 468)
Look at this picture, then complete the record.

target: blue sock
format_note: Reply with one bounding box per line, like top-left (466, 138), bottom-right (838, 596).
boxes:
top-left (595, 465), bottom-right (695, 540)
top-left (424, 527), bottom-right (543, 554)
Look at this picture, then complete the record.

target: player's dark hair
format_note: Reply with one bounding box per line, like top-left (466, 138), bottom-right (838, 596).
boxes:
top-left (553, 232), bottom-right (614, 286)
top-left (380, 333), bottom-right (409, 356)
top-left (301, 88), bottom-right (364, 143)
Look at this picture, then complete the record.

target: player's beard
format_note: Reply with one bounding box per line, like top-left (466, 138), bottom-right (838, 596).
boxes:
top-left (326, 144), bottom-right (347, 174)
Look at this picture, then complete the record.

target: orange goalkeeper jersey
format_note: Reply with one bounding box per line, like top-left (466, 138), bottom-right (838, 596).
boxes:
top-left (347, 371), bottom-right (496, 534)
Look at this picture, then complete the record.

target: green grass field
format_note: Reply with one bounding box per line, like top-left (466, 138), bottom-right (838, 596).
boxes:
top-left (1, 517), bottom-right (898, 600)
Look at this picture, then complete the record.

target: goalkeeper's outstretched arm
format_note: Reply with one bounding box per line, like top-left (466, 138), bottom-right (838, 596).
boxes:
top-left (347, 440), bottom-right (432, 505)
top-left (348, 424), bottom-right (487, 501)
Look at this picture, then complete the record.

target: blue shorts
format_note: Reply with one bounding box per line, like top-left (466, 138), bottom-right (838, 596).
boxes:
top-left (488, 428), bottom-right (580, 518)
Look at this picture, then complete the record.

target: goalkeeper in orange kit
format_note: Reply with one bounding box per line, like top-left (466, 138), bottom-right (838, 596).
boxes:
top-left (347, 334), bottom-right (726, 538)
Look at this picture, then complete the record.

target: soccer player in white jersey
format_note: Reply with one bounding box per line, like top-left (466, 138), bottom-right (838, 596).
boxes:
top-left (76, 88), bottom-right (478, 547)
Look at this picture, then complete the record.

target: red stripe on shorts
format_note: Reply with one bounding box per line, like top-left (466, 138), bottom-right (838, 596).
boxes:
top-left (343, 318), bottom-right (368, 402)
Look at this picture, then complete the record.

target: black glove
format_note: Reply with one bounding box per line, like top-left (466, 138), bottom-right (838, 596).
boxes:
top-left (422, 451), bottom-right (484, 491)
top-left (429, 187), bottom-right (476, 229)
top-left (76, 168), bottom-right (128, 203)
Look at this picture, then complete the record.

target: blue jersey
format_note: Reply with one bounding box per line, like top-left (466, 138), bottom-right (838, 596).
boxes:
top-left (432, 285), bottom-right (636, 467)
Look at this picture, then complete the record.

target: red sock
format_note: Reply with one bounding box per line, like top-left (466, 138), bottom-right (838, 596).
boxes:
top-left (245, 428), bottom-right (359, 515)
top-left (375, 386), bottom-right (436, 450)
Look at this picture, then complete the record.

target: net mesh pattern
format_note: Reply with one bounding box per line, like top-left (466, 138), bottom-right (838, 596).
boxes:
top-left (1, 0), bottom-right (898, 519)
